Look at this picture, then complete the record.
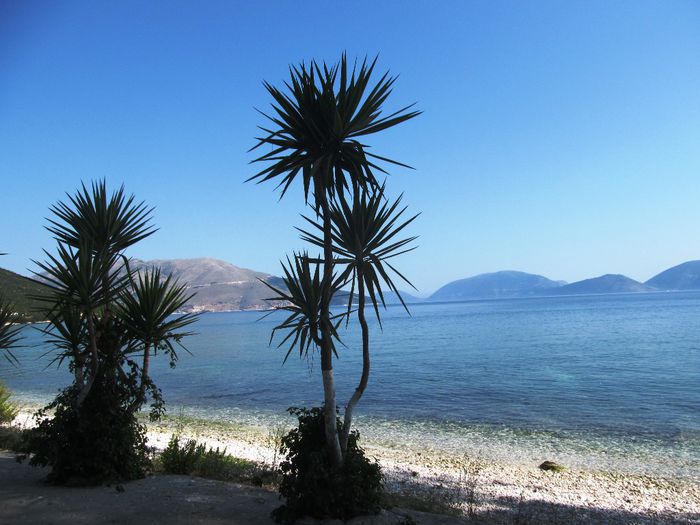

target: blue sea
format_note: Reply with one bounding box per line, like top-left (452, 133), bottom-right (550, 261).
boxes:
top-left (2, 292), bottom-right (699, 480)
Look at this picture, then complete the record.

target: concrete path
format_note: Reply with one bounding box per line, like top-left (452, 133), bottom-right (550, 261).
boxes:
top-left (0, 452), bottom-right (278, 524)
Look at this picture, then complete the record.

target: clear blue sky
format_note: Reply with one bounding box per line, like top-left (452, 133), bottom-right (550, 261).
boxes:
top-left (1, 1), bottom-right (699, 294)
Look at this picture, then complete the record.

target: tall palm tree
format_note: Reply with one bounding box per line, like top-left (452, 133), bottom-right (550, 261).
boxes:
top-left (250, 55), bottom-right (420, 466)
top-left (300, 187), bottom-right (419, 452)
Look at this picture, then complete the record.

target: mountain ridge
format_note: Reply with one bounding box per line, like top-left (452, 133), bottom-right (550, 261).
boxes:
top-left (4, 258), bottom-right (700, 316)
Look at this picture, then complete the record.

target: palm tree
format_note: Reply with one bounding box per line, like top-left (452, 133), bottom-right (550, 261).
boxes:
top-left (119, 266), bottom-right (198, 413)
top-left (250, 55), bottom-right (420, 466)
top-left (300, 187), bottom-right (419, 452)
top-left (27, 181), bottom-right (200, 483)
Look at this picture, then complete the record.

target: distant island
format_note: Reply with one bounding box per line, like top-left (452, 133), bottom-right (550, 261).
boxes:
top-left (3, 258), bottom-right (700, 317)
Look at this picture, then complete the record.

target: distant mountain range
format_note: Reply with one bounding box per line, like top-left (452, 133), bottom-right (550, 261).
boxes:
top-left (3, 258), bottom-right (700, 317)
top-left (645, 260), bottom-right (700, 291)
top-left (428, 261), bottom-right (700, 302)
top-left (430, 271), bottom-right (563, 302)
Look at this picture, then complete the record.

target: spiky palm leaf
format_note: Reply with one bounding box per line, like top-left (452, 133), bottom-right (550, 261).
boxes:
top-left (0, 294), bottom-right (22, 364)
top-left (32, 241), bottom-right (128, 317)
top-left (261, 253), bottom-right (346, 363)
top-left (249, 54), bottom-right (421, 202)
top-left (46, 180), bottom-right (156, 253)
top-left (119, 267), bottom-right (199, 363)
top-left (300, 188), bottom-right (419, 323)
top-left (40, 303), bottom-right (87, 370)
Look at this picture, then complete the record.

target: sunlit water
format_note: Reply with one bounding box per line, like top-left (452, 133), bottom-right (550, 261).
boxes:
top-left (2, 292), bottom-right (699, 480)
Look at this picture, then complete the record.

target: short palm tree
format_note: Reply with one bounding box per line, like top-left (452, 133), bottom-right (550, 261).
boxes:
top-left (27, 181), bottom-right (199, 484)
top-left (119, 266), bottom-right (198, 412)
top-left (250, 55), bottom-right (420, 466)
top-left (300, 187), bottom-right (418, 451)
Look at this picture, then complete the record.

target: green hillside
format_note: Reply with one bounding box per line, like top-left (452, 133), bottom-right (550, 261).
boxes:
top-left (0, 267), bottom-right (50, 322)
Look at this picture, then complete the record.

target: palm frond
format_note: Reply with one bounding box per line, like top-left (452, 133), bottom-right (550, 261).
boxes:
top-left (249, 54), bottom-right (421, 204)
top-left (0, 294), bottom-right (22, 365)
top-left (46, 180), bottom-right (157, 254)
top-left (118, 267), bottom-right (199, 365)
top-left (299, 187), bottom-right (419, 322)
top-left (261, 253), bottom-right (345, 362)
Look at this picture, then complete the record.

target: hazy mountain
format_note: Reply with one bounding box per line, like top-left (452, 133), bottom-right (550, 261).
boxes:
top-left (131, 258), bottom-right (285, 312)
top-left (430, 271), bottom-right (564, 301)
top-left (376, 290), bottom-right (424, 306)
top-left (550, 274), bottom-right (654, 295)
top-left (0, 267), bottom-right (50, 322)
top-left (646, 260), bottom-right (700, 290)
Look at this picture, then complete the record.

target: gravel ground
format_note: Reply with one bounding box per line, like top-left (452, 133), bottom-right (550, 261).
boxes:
top-left (145, 415), bottom-right (700, 525)
top-left (8, 410), bottom-right (700, 524)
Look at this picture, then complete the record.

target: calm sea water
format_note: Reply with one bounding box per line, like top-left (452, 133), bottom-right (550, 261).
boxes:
top-left (2, 292), bottom-right (699, 479)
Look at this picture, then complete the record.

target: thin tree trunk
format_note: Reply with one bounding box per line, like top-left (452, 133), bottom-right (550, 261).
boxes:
top-left (315, 178), bottom-right (343, 468)
top-left (341, 270), bottom-right (370, 453)
top-left (76, 313), bottom-right (99, 407)
top-left (128, 343), bottom-right (150, 413)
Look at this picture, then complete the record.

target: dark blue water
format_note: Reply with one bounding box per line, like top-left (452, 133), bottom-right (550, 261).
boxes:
top-left (2, 292), bottom-right (699, 478)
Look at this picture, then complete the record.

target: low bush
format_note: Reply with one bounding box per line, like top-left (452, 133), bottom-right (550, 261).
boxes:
top-left (24, 375), bottom-right (151, 485)
top-left (0, 425), bottom-right (27, 453)
top-left (160, 434), bottom-right (277, 486)
top-left (272, 406), bottom-right (383, 524)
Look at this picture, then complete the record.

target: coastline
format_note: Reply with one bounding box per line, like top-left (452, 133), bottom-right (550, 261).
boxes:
top-left (11, 406), bottom-right (698, 524)
top-left (145, 414), bottom-right (700, 524)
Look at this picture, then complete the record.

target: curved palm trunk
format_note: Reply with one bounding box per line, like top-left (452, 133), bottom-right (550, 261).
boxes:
top-left (341, 272), bottom-right (370, 453)
top-left (316, 179), bottom-right (343, 468)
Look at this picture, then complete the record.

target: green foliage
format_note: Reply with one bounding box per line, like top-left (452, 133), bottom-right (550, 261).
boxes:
top-left (0, 294), bottom-right (23, 364)
top-left (160, 434), bottom-right (276, 486)
top-left (299, 186), bottom-right (419, 322)
top-left (250, 54), bottom-right (420, 474)
top-left (249, 54), bottom-right (421, 202)
top-left (273, 407), bottom-right (383, 524)
top-left (0, 425), bottom-right (27, 452)
top-left (0, 381), bottom-right (18, 423)
top-left (0, 268), bottom-right (50, 323)
top-left (161, 435), bottom-right (206, 474)
top-left (26, 379), bottom-right (150, 485)
top-left (24, 181), bottom-right (198, 485)
top-left (262, 253), bottom-right (346, 362)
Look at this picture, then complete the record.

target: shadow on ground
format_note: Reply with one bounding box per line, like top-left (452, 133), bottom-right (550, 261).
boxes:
top-left (1, 452), bottom-right (697, 525)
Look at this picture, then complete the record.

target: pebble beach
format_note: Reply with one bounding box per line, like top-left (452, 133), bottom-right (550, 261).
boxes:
top-left (140, 412), bottom-right (700, 525)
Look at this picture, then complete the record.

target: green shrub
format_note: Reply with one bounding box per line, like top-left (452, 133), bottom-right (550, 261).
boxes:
top-left (161, 435), bottom-right (207, 474)
top-left (273, 407), bottom-right (383, 524)
top-left (160, 434), bottom-right (277, 486)
top-left (0, 425), bottom-right (28, 452)
top-left (0, 381), bottom-right (18, 424)
top-left (25, 373), bottom-right (150, 485)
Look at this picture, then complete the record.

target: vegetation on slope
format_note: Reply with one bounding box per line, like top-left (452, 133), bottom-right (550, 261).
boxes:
top-left (0, 268), bottom-right (50, 322)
